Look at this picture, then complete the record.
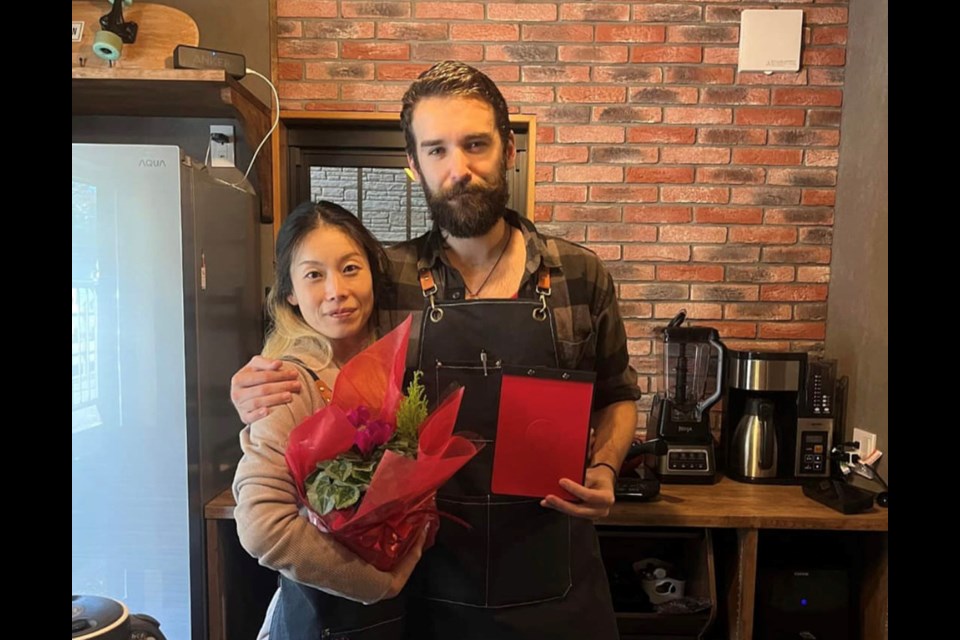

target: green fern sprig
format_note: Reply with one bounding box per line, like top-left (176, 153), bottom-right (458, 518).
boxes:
top-left (395, 370), bottom-right (428, 444)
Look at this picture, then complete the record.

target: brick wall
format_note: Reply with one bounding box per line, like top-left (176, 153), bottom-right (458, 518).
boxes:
top-left (274, 0), bottom-right (849, 403)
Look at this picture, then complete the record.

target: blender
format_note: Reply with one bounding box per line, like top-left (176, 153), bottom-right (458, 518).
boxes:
top-left (645, 311), bottom-right (726, 484)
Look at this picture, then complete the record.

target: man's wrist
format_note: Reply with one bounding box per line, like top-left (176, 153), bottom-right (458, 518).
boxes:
top-left (588, 461), bottom-right (619, 480)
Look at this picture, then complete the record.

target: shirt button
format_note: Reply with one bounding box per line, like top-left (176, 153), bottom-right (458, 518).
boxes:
top-left (452, 291), bottom-right (461, 299)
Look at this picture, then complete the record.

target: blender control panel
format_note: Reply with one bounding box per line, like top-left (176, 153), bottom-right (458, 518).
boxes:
top-left (666, 448), bottom-right (712, 473)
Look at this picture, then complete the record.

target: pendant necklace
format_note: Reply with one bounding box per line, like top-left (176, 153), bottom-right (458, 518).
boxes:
top-left (463, 226), bottom-right (511, 298)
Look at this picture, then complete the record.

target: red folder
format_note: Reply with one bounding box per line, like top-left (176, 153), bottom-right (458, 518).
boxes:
top-left (491, 365), bottom-right (596, 500)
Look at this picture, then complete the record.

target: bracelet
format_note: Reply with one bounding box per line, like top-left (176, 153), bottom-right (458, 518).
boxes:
top-left (589, 461), bottom-right (619, 479)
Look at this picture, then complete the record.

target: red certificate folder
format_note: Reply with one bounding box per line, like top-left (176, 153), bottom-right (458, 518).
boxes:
top-left (491, 365), bottom-right (596, 500)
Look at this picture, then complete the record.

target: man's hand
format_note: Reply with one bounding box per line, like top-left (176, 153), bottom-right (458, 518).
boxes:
top-left (230, 355), bottom-right (301, 424)
top-left (540, 464), bottom-right (617, 520)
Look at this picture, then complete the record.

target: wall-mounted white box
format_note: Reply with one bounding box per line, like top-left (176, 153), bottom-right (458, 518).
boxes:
top-left (738, 10), bottom-right (804, 73)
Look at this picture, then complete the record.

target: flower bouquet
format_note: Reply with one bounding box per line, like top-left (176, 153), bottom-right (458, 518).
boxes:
top-left (285, 315), bottom-right (481, 571)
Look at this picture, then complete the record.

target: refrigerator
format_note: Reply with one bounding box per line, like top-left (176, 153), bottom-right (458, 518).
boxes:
top-left (72, 143), bottom-right (262, 639)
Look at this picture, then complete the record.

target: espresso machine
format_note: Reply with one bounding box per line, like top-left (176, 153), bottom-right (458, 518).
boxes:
top-left (646, 312), bottom-right (726, 484)
top-left (722, 351), bottom-right (839, 483)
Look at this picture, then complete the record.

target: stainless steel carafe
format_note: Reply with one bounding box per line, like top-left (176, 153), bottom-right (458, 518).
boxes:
top-left (730, 397), bottom-right (778, 479)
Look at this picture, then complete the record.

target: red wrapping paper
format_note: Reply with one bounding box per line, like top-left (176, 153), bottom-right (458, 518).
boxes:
top-left (285, 315), bottom-right (481, 571)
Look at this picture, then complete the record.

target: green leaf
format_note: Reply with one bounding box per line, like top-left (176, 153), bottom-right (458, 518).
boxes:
top-left (396, 370), bottom-right (428, 444)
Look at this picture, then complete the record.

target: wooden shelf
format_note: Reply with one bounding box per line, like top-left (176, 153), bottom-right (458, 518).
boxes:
top-left (72, 68), bottom-right (274, 222)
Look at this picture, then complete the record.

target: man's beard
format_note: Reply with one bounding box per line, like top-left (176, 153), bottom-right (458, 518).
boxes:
top-left (422, 159), bottom-right (510, 238)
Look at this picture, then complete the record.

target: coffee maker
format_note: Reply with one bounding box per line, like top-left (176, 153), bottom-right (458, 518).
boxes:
top-left (722, 351), bottom-right (838, 484)
top-left (646, 312), bottom-right (726, 484)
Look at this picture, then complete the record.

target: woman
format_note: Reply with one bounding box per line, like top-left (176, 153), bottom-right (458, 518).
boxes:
top-left (233, 200), bottom-right (427, 640)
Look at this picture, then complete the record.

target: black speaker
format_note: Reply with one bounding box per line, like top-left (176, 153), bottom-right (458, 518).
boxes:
top-left (754, 567), bottom-right (853, 640)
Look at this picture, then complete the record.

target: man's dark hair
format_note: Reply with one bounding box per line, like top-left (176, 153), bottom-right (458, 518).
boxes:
top-left (400, 61), bottom-right (512, 169)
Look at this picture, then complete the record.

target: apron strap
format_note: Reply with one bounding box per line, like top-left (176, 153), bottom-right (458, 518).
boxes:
top-left (534, 264), bottom-right (551, 322)
top-left (418, 267), bottom-right (444, 323)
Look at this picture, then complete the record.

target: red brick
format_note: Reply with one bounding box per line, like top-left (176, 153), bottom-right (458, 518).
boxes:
top-left (620, 302), bottom-right (655, 318)
top-left (797, 267), bottom-right (831, 283)
top-left (538, 223), bottom-right (586, 242)
top-left (536, 185), bottom-right (587, 203)
top-left (733, 148), bottom-right (803, 166)
top-left (630, 87), bottom-right (699, 104)
top-left (591, 147), bottom-right (660, 164)
top-left (277, 0), bottom-right (337, 17)
top-left (801, 189), bottom-right (836, 206)
top-left (725, 304), bottom-right (792, 320)
top-left (596, 25), bottom-right (666, 43)
top-left (278, 82), bottom-right (338, 100)
top-left (554, 205), bottom-right (623, 223)
top-left (698, 128), bottom-right (767, 145)
top-left (586, 244), bottom-right (623, 261)
top-left (561, 3), bottom-right (630, 21)
top-left (812, 26), bottom-right (848, 45)
top-left (662, 186), bottom-right (729, 203)
top-left (664, 108), bottom-right (732, 124)
top-left (523, 24), bottom-right (594, 42)
top-left (700, 87), bottom-right (770, 105)
top-left (661, 147), bottom-right (731, 164)
top-left (808, 69), bottom-right (845, 87)
top-left (559, 46), bottom-right (629, 63)
top-left (537, 145), bottom-right (589, 163)
top-left (342, 2), bottom-right (410, 18)
top-left (758, 323), bottom-right (825, 340)
top-left (664, 66), bottom-right (735, 85)
top-left (375, 63), bottom-right (430, 81)
top-left (731, 187), bottom-right (801, 206)
top-left (667, 25), bottom-right (739, 43)
top-left (535, 166), bottom-right (554, 182)
top-left (278, 40), bottom-right (338, 59)
top-left (760, 285), bottom-right (829, 302)
top-left (769, 129), bottom-right (841, 146)
top-left (772, 88), bottom-right (843, 107)
top-left (767, 168), bottom-right (837, 187)
top-left (802, 48), bottom-right (846, 66)
top-left (729, 226), bottom-right (798, 244)
top-left (556, 165), bottom-right (624, 183)
top-left (341, 84), bottom-right (408, 101)
top-left (692, 247), bottom-right (760, 267)
top-left (303, 21), bottom-right (375, 39)
top-left (703, 47), bottom-right (739, 64)
top-left (559, 86), bottom-right (627, 103)
top-left (277, 20), bottom-right (302, 37)
top-left (587, 225), bottom-right (658, 242)
top-left (500, 85), bottom-right (555, 104)
top-left (805, 150), bottom-right (839, 167)
top-left (590, 186), bottom-right (659, 202)
top-left (626, 167), bottom-right (695, 184)
top-left (691, 285), bottom-right (759, 302)
top-left (657, 265), bottom-right (725, 282)
top-left (378, 22), bottom-right (448, 40)
top-left (726, 266), bottom-right (795, 283)
top-left (476, 64), bottom-right (520, 82)
top-left (634, 4), bottom-right (703, 23)
top-left (595, 106), bottom-right (662, 123)
top-left (628, 126), bottom-right (696, 144)
top-left (764, 208), bottom-right (834, 225)
top-left (534, 204), bottom-right (552, 222)
top-left (278, 62), bottom-right (303, 81)
top-left (631, 45), bottom-right (702, 63)
top-left (521, 65), bottom-right (588, 84)
top-left (627, 340), bottom-right (653, 356)
top-left (488, 3), bottom-right (558, 21)
top-left (803, 7), bottom-right (849, 25)
top-left (624, 206), bottom-right (692, 223)
top-left (660, 225), bottom-right (728, 243)
top-left (303, 102), bottom-right (376, 112)
top-left (694, 207), bottom-right (762, 224)
top-left (610, 265), bottom-right (657, 282)
top-left (593, 66), bottom-right (663, 84)
top-left (761, 246), bottom-right (832, 264)
top-left (557, 125), bottom-right (625, 143)
top-left (412, 43), bottom-right (483, 61)
top-left (655, 303), bottom-right (723, 320)
top-left (704, 6), bottom-right (744, 23)
top-left (487, 44), bottom-right (558, 63)
top-left (696, 167), bottom-right (766, 184)
top-left (537, 127), bottom-right (555, 143)
top-left (706, 322), bottom-right (759, 339)
top-left (416, 2), bottom-right (484, 20)
top-left (735, 108), bottom-right (805, 126)
top-left (342, 42), bottom-right (410, 60)
top-left (622, 283), bottom-right (690, 301)
top-left (307, 62), bottom-right (375, 80)
top-left (451, 24), bottom-right (518, 41)
top-left (737, 70), bottom-right (809, 86)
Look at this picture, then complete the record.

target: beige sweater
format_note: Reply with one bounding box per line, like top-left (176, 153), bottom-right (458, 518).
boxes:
top-left (232, 353), bottom-right (393, 604)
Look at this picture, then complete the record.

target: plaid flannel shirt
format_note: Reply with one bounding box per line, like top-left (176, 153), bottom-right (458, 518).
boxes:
top-left (377, 209), bottom-right (641, 410)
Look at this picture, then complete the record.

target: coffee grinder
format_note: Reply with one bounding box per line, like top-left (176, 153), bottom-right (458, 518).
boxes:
top-left (646, 311), bottom-right (726, 484)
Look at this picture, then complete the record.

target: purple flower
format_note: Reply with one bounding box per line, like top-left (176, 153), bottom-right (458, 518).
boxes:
top-left (347, 405), bottom-right (397, 456)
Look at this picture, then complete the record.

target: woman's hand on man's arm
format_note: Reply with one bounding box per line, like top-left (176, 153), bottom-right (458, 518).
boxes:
top-left (230, 355), bottom-right (302, 424)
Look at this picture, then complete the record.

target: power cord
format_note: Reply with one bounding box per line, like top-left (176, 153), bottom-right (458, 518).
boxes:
top-left (205, 67), bottom-right (280, 193)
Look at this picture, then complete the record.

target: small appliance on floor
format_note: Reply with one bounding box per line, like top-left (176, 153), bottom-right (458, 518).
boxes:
top-left (645, 311), bottom-right (726, 484)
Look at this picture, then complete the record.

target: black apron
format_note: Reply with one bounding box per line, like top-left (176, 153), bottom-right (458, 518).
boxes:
top-left (403, 266), bottom-right (619, 640)
top-left (269, 360), bottom-right (407, 640)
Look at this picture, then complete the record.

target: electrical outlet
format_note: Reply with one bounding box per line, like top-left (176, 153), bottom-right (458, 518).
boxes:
top-left (852, 428), bottom-right (877, 461)
top-left (209, 125), bottom-right (236, 168)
